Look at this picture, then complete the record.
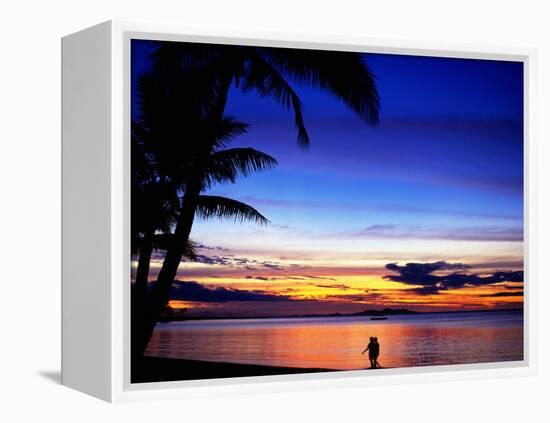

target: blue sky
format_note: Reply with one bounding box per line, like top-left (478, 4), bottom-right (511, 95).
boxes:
top-left (132, 40), bottom-right (524, 313)
top-left (209, 51), bottom-right (522, 233)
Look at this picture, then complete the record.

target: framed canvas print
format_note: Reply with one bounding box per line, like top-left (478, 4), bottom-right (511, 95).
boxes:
top-left (61, 21), bottom-right (537, 402)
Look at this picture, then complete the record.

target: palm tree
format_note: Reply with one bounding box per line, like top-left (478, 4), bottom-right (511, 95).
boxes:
top-left (132, 71), bottom-right (278, 358)
top-left (134, 42), bottom-right (381, 358)
top-left (131, 120), bottom-right (206, 362)
top-left (150, 42), bottom-right (380, 147)
top-left (131, 68), bottom-right (276, 294)
top-left (130, 63), bottom-right (228, 294)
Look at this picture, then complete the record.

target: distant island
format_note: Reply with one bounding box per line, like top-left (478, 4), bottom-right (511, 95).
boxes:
top-left (289, 308), bottom-right (420, 318)
top-left (160, 307), bottom-right (419, 322)
top-left (158, 306), bottom-right (522, 322)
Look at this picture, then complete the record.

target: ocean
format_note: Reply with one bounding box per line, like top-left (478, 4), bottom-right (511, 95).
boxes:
top-left (144, 310), bottom-right (524, 370)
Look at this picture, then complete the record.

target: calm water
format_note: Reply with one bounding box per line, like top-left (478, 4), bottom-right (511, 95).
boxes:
top-left (144, 310), bottom-right (524, 370)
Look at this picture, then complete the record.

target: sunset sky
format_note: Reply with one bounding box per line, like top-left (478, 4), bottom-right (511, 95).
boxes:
top-left (132, 40), bottom-right (524, 316)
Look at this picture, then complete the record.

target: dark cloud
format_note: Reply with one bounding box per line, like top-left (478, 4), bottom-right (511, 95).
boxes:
top-left (195, 243), bottom-right (229, 251)
top-left (315, 284), bottom-right (353, 290)
top-left (242, 275), bottom-right (337, 282)
top-left (303, 275), bottom-right (337, 281)
top-left (478, 291), bottom-right (524, 298)
top-left (194, 254), bottom-right (299, 271)
top-left (262, 261), bottom-right (285, 270)
top-left (323, 292), bottom-right (385, 302)
top-left (170, 280), bottom-right (289, 303)
top-left (385, 261), bottom-right (524, 295)
top-left (246, 276), bottom-right (270, 281)
top-left (409, 286), bottom-right (444, 296)
top-left (385, 261), bottom-right (470, 286)
top-left (194, 254), bottom-right (233, 265)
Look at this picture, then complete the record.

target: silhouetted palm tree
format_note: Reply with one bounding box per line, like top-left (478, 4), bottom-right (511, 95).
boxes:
top-left (130, 64), bottom-right (233, 293)
top-left (133, 42), bottom-right (381, 358)
top-left (132, 70), bottom-right (277, 293)
top-left (150, 42), bottom-right (380, 147)
top-left (131, 119), bottom-right (205, 363)
top-left (132, 71), bottom-right (278, 358)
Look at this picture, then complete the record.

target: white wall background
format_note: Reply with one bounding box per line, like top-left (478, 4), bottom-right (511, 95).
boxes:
top-left (0, 0), bottom-right (548, 421)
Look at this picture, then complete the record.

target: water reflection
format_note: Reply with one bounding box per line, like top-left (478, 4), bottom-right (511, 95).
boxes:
top-left (145, 311), bottom-right (524, 370)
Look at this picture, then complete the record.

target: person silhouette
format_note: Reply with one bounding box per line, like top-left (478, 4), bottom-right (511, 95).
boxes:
top-left (373, 336), bottom-right (381, 368)
top-left (362, 336), bottom-right (376, 368)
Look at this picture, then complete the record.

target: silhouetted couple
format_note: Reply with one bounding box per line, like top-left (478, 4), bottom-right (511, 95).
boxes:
top-left (362, 336), bottom-right (381, 369)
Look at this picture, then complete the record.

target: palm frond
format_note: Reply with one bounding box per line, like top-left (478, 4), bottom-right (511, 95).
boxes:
top-left (147, 44), bottom-right (238, 122)
top-left (242, 51), bottom-right (310, 148)
top-left (208, 117), bottom-right (249, 150)
top-left (259, 48), bottom-right (380, 125)
top-left (131, 179), bottom-right (180, 241)
top-left (149, 41), bottom-right (223, 77)
top-left (153, 235), bottom-right (198, 259)
top-left (196, 195), bottom-right (269, 225)
top-left (204, 148), bottom-right (277, 187)
top-left (181, 238), bottom-right (199, 260)
top-left (132, 234), bottom-right (198, 260)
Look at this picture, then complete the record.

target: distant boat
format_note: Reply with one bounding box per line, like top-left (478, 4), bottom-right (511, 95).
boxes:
top-left (370, 316), bottom-right (388, 321)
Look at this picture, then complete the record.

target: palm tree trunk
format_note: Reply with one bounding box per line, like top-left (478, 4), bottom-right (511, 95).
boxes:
top-left (131, 231), bottom-right (154, 363)
top-left (135, 231), bottom-right (154, 296)
top-left (133, 181), bottom-right (203, 358)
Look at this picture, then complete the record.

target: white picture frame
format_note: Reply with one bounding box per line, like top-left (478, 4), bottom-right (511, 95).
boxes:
top-left (61, 20), bottom-right (537, 403)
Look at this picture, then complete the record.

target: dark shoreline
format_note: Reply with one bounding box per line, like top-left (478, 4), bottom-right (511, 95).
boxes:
top-left (132, 356), bottom-right (337, 384)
